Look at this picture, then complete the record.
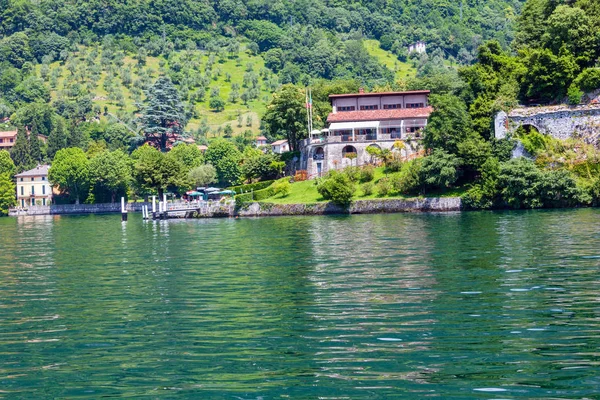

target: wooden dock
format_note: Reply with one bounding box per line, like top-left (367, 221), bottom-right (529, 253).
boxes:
top-left (146, 200), bottom-right (235, 220)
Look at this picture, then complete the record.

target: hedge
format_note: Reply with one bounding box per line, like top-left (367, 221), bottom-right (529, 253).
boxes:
top-left (235, 185), bottom-right (276, 206)
top-left (228, 180), bottom-right (275, 195)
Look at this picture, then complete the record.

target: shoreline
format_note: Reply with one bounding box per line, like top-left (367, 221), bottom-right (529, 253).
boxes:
top-left (233, 197), bottom-right (462, 218)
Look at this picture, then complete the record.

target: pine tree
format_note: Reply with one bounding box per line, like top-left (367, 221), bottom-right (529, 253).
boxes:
top-left (47, 117), bottom-right (67, 159)
top-left (10, 126), bottom-right (32, 172)
top-left (67, 122), bottom-right (84, 149)
top-left (29, 121), bottom-right (42, 165)
top-left (141, 76), bottom-right (186, 151)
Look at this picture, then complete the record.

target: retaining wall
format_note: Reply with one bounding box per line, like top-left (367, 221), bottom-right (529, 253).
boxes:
top-left (235, 197), bottom-right (462, 217)
top-left (9, 202), bottom-right (151, 216)
top-left (495, 105), bottom-right (600, 145)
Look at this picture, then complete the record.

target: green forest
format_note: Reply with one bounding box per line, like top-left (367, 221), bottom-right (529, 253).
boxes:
top-left (1, 0), bottom-right (600, 214)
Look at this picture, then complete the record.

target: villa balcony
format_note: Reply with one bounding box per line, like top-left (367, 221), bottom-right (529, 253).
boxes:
top-left (306, 130), bottom-right (424, 147)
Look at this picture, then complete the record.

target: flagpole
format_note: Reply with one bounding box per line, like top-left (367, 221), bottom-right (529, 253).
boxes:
top-left (309, 88), bottom-right (313, 135)
top-left (306, 87), bottom-right (311, 137)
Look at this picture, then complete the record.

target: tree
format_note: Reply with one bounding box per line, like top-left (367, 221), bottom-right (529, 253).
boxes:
top-left (316, 171), bottom-right (355, 207)
top-left (131, 144), bottom-right (183, 197)
top-left (204, 139), bottom-right (242, 185)
top-left (262, 84), bottom-right (308, 152)
top-left (29, 123), bottom-right (43, 165)
top-left (88, 150), bottom-right (132, 203)
top-left (0, 173), bottom-right (16, 216)
top-left (10, 127), bottom-right (32, 172)
top-left (419, 150), bottom-right (461, 192)
top-left (48, 148), bottom-right (90, 204)
top-left (423, 94), bottom-right (474, 155)
top-left (241, 151), bottom-right (279, 182)
top-left (188, 164), bottom-right (217, 188)
top-left (169, 143), bottom-right (204, 171)
top-left (209, 96), bottom-right (225, 112)
top-left (141, 77), bottom-right (187, 151)
top-left (47, 117), bottom-right (68, 159)
top-left (0, 150), bottom-right (16, 177)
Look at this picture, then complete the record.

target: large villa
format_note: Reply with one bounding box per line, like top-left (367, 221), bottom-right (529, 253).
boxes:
top-left (300, 90), bottom-right (433, 178)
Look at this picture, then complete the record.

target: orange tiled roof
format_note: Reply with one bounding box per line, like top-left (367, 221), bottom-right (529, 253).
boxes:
top-left (327, 107), bottom-right (433, 123)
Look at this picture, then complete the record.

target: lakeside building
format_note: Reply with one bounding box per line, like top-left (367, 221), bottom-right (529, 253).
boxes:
top-left (300, 90), bottom-right (433, 178)
top-left (15, 165), bottom-right (53, 207)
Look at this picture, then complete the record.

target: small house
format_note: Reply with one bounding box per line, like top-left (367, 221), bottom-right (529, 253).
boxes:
top-left (271, 140), bottom-right (290, 154)
top-left (0, 131), bottom-right (17, 151)
top-left (408, 41), bottom-right (426, 54)
top-left (256, 136), bottom-right (268, 147)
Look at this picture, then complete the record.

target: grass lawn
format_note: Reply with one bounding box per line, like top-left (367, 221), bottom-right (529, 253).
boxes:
top-left (262, 167), bottom-right (467, 204)
top-left (364, 40), bottom-right (416, 81)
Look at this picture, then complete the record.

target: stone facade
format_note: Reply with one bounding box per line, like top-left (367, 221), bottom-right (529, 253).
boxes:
top-left (301, 137), bottom-right (423, 178)
top-left (495, 105), bottom-right (600, 145)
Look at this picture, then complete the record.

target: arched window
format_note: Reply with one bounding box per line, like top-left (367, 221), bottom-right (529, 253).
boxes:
top-left (342, 145), bottom-right (357, 158)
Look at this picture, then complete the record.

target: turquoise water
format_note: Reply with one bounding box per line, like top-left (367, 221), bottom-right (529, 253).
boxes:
top-left (0, 210), bottom-right (599, 399)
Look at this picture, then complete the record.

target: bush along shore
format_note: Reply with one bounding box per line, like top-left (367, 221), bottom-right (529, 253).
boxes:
top-left (229, 158), bottom-right (600, 218)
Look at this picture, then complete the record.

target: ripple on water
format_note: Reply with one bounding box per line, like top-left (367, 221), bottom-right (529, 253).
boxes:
top-left (0, 210), bottom-right (599, 398)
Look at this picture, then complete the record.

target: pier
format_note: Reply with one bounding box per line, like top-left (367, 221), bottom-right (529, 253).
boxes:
top-left (146, 197), bottom-right (235, 220)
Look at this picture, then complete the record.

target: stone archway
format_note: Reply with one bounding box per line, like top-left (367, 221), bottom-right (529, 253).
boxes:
top-left (313, 146), bottom-right (325, 160)
top-left (342, 145), bottom-right (357, 158)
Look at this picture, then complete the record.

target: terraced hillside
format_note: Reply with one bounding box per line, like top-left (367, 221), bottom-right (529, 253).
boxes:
top-left (37, 44), bottom-right (276, 137)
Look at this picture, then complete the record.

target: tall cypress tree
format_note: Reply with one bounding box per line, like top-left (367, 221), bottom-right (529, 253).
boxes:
top-left (47, 117), bottom-right (67, 159)
top-left (67, 121), bottom-right (84, 149)
top-left (29, 121), bottom-right (42, 165)
top-left (141, 76), bottom-right (186, 151)
top-left (10, 126), bottom-right (32, 173)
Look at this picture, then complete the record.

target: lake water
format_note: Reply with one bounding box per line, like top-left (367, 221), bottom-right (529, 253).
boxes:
top-left (1, 210), bottom-right (599, 399)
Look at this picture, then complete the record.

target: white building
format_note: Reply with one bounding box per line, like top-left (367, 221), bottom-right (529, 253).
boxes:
top-left (15, 165), bottom-right (53, 207)
top-left (300, 90), bottom-right (433, 178)
top-left (271, 139), bottom-right (290, 154)
top-left (408, 41), bottom-right (427, 54)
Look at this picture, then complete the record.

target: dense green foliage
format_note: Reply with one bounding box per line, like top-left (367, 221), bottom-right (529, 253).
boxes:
top-left (2, 0), bottom-right (600, 213)
top-left (316, 171), bottom-right (356, 206)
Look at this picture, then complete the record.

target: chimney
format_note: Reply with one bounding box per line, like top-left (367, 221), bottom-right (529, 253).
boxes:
top-left (359, 87), bottom-right (364, 94)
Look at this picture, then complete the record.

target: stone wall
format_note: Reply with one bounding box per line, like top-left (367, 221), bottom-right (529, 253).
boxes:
top-left (9, 202), bottom-right (150, 216)
top-left (495, 105), bottom-right (600, 145)
top-left (235, 197), bottom-right (461, 217)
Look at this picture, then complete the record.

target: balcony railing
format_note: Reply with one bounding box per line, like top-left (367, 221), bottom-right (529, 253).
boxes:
top-left (306, 130), bottom-right (424, 146)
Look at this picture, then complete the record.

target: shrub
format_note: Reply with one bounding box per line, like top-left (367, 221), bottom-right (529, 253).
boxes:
top-left (376, 178), bottom-right (392, 197)
top-left (316, 171), bottom-right (355, 206)
top-left (359, 165), bottom-right (375, 182)
top-left (391, 159), bottom-right (422, 194)
top-left (497, 158), bottom-right (584, 209)
top-left (342, 166), bottom-right (360, 182)
top-left (567, 84), bottom-right (583, 105)
top-left (419, 150), bottom-right (460, 192)
top-left (385, 158), bottom-right (403, 173)
top-left (273, 180), bottom-right (291, 197)
top-left (573, 68), bottom-right (600, 93)
top-left (361, 182), bottom-right (374, 196)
